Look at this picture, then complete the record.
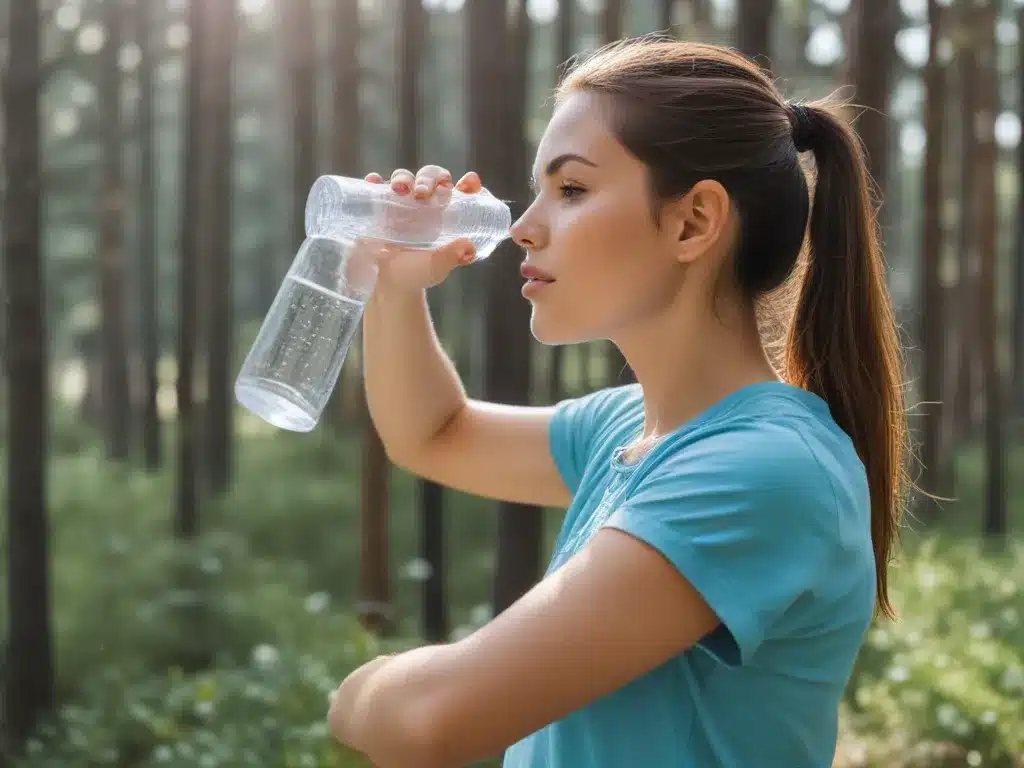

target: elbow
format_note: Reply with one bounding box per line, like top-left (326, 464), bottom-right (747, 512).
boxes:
top-left (365, 699), bottom-right (460, 768)
top-left (380, 438), bottom-right (433, 480)
top-left (380, 404), bottom-right (467, 479)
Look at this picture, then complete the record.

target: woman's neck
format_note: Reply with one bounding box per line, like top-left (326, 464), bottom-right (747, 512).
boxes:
top-left (616, 296), bottom-right (778, 444)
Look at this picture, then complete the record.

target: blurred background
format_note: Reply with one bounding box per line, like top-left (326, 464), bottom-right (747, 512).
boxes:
top-left (1, 0), bottom-right (1022, 765)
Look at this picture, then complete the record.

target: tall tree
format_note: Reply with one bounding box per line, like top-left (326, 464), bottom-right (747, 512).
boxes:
top-left (2, 0), bottom-right (54, 754)
top-left (282, 0), bottom-right (316, 245)
top-left (846, 0), bottom-right (899, 200)
top-left (396, 0), bottom-right (447, 642)
top-left (548, 0), bottom-right (574, 403)
top-left (136, 0), bottom-right (162, 471)
top-left (660, 0), bottom-right (676, 33)
top-left (204, 0), bottom-right (237, 494)
top-left (176, 0), bottom-right (204, 539)
top-left (467, 0), bottom-right (544, 614)
top-left (735, 0), bottom-right (775, 63)
top-left (601, 0), bottom-right (634, 387)
top-left (99, 0), bottom-right (133, 460)
top-left (602, 0), bottom-right (624, 42)
top-left (972, 0), bottom-right (1006, 546)
top-left (327, 0), bottom-right (361, 427)
top-left (917, 0), bottom-right (949, 516)
top-left (1013, 4), bottom-right (1024, 415)
top-left (950, 3), bottom-right (981, 444)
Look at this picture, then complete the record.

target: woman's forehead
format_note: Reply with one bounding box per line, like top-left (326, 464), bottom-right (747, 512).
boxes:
top-left (534, 93), bottom-right (631, 175)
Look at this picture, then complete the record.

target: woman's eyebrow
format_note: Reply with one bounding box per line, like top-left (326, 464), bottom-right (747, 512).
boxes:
top-left (530, 153), bottom-right (599, 191)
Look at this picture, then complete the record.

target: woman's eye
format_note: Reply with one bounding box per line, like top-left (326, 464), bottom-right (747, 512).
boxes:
top-left (560, 183), bottom-right (585, 200)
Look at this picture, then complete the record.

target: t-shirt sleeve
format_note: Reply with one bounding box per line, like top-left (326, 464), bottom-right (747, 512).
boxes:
top-left (549, 386), bottom-right (638, 495)
top-left (603, 423), bottom-right (839, 666)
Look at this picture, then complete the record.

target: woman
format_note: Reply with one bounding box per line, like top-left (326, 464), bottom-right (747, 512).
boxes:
top-left (328, 38), bottom-right (908, 768)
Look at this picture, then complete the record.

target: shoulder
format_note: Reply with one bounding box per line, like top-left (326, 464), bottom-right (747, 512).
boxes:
top-left (551, 383), bottom-right (644, 461)
top-left (636, 387), bottom-right (864, 532)
top-left (554, 383), bottom-right (643, 431)
top-left (549, 384), bottom-right (644, 494)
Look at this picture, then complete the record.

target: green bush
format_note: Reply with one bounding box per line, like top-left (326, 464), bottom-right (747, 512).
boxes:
top-left (838, 537), bottom-right (1024, 767)
top-left (19, 649), bottom-right (375, 768)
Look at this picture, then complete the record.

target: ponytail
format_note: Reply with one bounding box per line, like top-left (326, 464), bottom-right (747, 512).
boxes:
top-left (784, 103), bottom-right (908, 619)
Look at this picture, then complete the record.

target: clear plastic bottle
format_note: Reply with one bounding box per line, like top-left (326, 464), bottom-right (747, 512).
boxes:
top-left (235, 175), bottom-right (512, 433)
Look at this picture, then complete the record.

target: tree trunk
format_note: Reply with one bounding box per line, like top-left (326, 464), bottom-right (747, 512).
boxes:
top-left (916, 0), bottom-right (948, 519)
top-left (660, 0), bottom-right (676, 33)
top-left (556, 0), bottom-right (573, 81)
top-left (846, 0), bottom-right (898, 201)
top-left (972, 1), bottom-right (1006, 546)
top-left (468, 0), bottom-right (545, 615)
top-left (548, 0), bottom-right (574, 402)
top-left (953, 7), bottom-right (980, 444)
top-left (735, 0), bottom-right (775, 64)
top-left (1012, 6), bottom-right (1024, 417)
top-left (326, 0), bottom-right (361, 428)
top-left (176, 0), bottom-right (204, 539)
top-left (283, 0), bottom-right (316, 246)
top-left (358, 396), bottom-right (392, 635)
top-left (602, 0), bottom-right (623, 42)
top-left (204, 0), bottom-right (236, 495)
top-left (602, 0), bottom-right (634, 387)
top-left (2, 0), bottom-right (55, 754)
top-left (136, 0), bottom-right (161, 471)
top-left (99, 0), bottom-right (133, 461)
top-left (396, 0), bottom-right (446, 642)
top-left (689, 0), bottom-right (711, 34)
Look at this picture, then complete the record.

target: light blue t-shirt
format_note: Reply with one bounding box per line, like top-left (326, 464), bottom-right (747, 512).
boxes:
top-left (502, 381), bottom-right (876, 768)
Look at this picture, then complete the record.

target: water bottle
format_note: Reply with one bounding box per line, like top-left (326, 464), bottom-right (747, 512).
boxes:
top-left (234, 174), bottom-right (512, 433)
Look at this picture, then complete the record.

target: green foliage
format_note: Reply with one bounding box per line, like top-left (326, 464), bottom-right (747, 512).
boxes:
top-left (19, 652), bottom-right (374, 768)
top-left (837, 537), bottom-right (1024, 767)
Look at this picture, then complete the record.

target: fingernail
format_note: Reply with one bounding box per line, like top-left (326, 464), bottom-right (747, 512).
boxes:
top-left (414, 183), bottom-right (429, 195)
top-left (393, 182), bottom-right (410, 194)
top-left (459, 249), bottom-right (475, 263)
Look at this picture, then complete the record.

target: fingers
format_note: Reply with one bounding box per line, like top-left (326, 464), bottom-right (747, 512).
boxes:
top-left (390, 168), bottom-right (416, 195)
top-left (390, 166), bottom-right (452, 198)
top-left (412, 165), bottom-right (454, 199)
top-left (366, 167), bottom-right (483, 198)
top-left (455, 172), bottom-right (482, 194)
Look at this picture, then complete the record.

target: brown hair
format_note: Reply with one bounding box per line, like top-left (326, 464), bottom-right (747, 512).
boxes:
top-left (559, 38), bottom-right (908, 619)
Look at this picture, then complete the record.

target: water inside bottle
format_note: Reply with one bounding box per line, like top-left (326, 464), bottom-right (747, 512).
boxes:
top-left (235, 274), bottom-right (364, 432)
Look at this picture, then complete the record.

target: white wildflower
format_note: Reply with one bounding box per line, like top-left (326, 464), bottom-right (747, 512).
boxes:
top-left (936, 703), bottom-right (958, 728)
top-left (304, 591), bottom-right (330, 614)
top-left (401, 558), bottom-right (433, 582)
top-left (252, 643), bottom-right (280, 669)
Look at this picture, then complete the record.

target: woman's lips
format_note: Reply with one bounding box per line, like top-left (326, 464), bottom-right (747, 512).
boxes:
top-left (521, 262), bottom-right (555, 299)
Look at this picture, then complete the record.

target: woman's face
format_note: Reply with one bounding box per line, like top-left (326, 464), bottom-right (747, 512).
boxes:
top-left (510, 91), bottom-right (686, 346)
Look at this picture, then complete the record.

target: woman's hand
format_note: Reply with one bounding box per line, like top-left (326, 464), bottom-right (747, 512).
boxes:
top-left (362, 165), bottom-right (487, 293)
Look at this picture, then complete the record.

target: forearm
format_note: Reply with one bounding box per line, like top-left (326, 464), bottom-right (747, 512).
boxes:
top-left (362, 284), bottom-right (467, 463)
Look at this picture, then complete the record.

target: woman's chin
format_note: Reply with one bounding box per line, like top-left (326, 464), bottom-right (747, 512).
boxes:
top-left (529, 311), bottom-right (583, 346)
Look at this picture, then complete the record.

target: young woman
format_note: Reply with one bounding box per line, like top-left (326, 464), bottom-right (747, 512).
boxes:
top-left (327, 38), bottom-right (908, 768)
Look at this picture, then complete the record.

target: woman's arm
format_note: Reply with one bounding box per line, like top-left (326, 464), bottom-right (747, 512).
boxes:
top-left (328, 527), bottom-right (720, 767)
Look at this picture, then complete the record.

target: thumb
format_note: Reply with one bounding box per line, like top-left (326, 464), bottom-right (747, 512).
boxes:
top-left (434, 237), bottom-right (477, 273)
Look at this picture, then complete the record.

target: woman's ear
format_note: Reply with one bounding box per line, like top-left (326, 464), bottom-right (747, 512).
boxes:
top-left (668, 179), bottom-right (733, 265)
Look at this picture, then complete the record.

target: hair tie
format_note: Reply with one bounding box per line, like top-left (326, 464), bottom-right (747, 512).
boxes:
top-left (790, 104), bottom-right (814, 153)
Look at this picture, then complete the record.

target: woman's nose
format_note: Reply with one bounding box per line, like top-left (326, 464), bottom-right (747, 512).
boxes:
top-left (511, 210), bottom-right (546, 251)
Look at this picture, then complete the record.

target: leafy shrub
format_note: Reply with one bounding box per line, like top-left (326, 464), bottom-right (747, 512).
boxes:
top-left (18, 648), bottom-right (375, 768)
top-left (838, 537), bottom-right (1024, 767)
